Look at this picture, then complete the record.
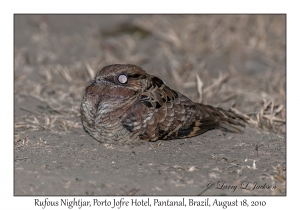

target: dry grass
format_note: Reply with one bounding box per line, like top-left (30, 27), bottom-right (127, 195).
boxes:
top-left (14, 15), bottom-right (285, 136)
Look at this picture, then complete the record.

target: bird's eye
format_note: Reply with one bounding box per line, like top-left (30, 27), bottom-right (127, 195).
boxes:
top-left (118, 74), bottom-right (128, 84)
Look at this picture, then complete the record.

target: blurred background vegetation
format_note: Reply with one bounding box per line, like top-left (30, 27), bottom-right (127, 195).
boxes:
top-left (15, 15), bottom-right (285, 135)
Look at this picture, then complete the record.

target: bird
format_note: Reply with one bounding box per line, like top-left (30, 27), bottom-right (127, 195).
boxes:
top-left (80, 64), bottom-right (248, 144)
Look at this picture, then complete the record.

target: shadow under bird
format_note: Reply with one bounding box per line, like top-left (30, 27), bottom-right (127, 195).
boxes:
top-left (80, 64), bottom-right (248, 144)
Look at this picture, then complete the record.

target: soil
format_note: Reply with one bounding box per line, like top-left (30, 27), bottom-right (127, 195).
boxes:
top-left (14, 15), bottom-right (286, 196)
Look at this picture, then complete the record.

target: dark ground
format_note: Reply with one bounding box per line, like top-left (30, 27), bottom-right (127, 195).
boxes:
top-left (14, 15), bottom-right (286, 195)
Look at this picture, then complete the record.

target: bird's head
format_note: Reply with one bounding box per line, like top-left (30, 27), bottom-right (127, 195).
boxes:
top-left (85, 64), bottom-right (150, 98)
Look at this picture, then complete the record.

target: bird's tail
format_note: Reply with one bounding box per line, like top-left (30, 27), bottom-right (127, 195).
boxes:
top-left (161, 103), bottom-right (249, 140)
top-left (195, 104), bottom-right (248, 134)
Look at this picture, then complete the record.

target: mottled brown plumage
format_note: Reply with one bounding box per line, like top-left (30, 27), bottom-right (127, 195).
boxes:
top-left (80, 64), bottom-right (247, 144)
